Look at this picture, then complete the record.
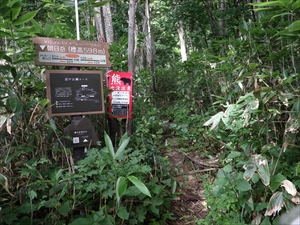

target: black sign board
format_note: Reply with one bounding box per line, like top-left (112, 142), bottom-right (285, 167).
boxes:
top-left (46, 70), bottom-right (104, 116)
top-left (64, 117), bottom-right (99, 148)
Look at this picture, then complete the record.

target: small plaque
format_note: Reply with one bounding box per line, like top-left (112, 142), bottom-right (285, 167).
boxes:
top-left (64, 117), bottom-right (99, 148)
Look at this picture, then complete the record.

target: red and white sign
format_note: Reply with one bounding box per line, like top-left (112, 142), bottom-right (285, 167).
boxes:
top-left (106, 71), bottom-right (133, 119)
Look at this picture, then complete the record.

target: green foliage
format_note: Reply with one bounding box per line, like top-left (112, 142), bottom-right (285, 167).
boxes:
top-left (0, 133), bottom-right (174, 224)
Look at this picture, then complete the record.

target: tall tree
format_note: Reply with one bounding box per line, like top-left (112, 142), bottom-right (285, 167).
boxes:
top-left (95, 1), bottom-right (114, 42)
top-left (127, 0), bottom-right (136, 135)
top-left (177, 20), bottom-right (187, 62)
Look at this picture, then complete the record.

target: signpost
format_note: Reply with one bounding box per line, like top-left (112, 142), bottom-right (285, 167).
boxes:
top-left (31, 37), bottom-right (111, 67)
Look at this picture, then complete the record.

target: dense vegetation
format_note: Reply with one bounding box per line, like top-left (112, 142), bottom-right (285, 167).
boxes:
top-left (1, 0), bottom-right (300, 224)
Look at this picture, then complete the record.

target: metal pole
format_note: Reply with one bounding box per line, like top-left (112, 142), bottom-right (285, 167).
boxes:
top-left (75, 0), bottom-right (80, 40)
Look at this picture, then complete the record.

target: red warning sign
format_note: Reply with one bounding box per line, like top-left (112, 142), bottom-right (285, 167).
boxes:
top-left (106, 71), bottom-right (133, 119)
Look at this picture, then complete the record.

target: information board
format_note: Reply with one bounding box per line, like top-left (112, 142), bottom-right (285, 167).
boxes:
top-left (106, 71), bottom-right (133, 119)
top-left (46, 70), bottom-right (105, 116)
top-left (31, 37), bottom-right (111, 67)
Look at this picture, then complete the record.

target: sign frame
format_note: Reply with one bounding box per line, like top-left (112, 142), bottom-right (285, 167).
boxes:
top-left (31, 37), bottom-right (111, 67)
top-left (46, 70), bottom-right (105, 116)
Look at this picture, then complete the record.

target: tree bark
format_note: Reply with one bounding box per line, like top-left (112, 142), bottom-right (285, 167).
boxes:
top-left (219, 0), bottom-right (226, 36)
top-left (95, 1), bottom-right (114, 43)
top-left (177, 20), bottom-right (187, 62)
top-left (127, 0), bottom-right (136, 136)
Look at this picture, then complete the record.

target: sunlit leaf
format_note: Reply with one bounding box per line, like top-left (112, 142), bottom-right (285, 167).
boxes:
top-left (0, 173), bottom-right (13, 196)
top-left (104, 131), bottom-right (114, 160)
top-left (286, 20), bottom-right (300, 32)
top-left (116, 177), bottom-right (127, 204)
top-left (203, 111), bottom-right (224, 130)
top-left (115, 136), bottom-right (130, 160)
top-left (13, 10), bottom-right (39, 26)
top-left (281, 180), bottom-right (297, 196)
top-left (265, 191), bottom-right (285, 217)
top-left (243, 163), bottom-right (256, 181)
top-left (292, 0), bottom-right (300, 11)
top-left (0, 115), bottom-right (7, 130)
top-left (10, 0), bottom-right (22, 21)
top-left (226, 151), bottom-right (241, 159)
top-left (127, 175), bottom-right (151, 197)
top-left (250, 1), bottom-right (281, 7)
top-left (252, 155), bottom-right (270, 186)
top-left (93, 0), bottom-right (110, 7)
top-left (6, 117), bottom-right (12, 134)
top-left (277, 0), bottom-right (293, 7)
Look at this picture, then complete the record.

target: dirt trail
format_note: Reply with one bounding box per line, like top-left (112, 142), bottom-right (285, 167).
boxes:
top-left (163, 138), bottom-right (220, 224)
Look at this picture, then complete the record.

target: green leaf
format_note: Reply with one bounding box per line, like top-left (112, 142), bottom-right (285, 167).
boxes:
top-left (58, 201), bottom-right (70, 217)
top-left (71, 217), bottom-right (93, 225)
top-left (49, 118), bottom-right (57, 131)
top-left (23, 164), bottom-right (43, 179)
top-left (39, 99), bottom-right (49, 107)
top-left (13, 10), bottom-right (39, 26)
top-left (255, 155), bottom-right (270, 186)
top-left (222, 165), bottom-right (232, 174)
top-left (117, 206), bottom-right (129, 220)
top-left (149, 204), bottom-right (160, 217)
top-left (116, 177), bottom-right (127, 203)
top-left (226, 151), bottom-right (241, 159)
top-left (286, 20), bottom-right (300, 32)
top-left (250, 1), bottom-right (281, 7)
top-left (235, 178), bottom-right (252, 192)
top-left (277, 0), bottom-right (293, 7)
top-left (172, 180), bottom-right (177, 195)
top-left (127, 175), bottom-right (151, 198)
top-left (29, 189), bottom-right (37, 200)
top-left (50, 182), bottom-right (66, 196)
top-left (10, 0), bottom-right (22, 21)
top-left (115, 136), bottom-right (130, 160)
top-left (2, 214), bottom-right (17, 224)
top-left (292, 0), bottom-right (300, 11)
top-left (92, 0), bottom-right (110, 8)
top-left (8, 89), bottom-right (18, 112)
top-left (0, 30), bottom-right (11, 37)
top-left (124, 186), bottom-right (141, 196)
top-left (118, 132), bottom-right (128, 146)
top-left (270, 174), bottom-right (286, 192)
top-left (243, 163), bottom-right (257, 181)
top-left (104, 131), bottom-right (115, 160)
top-left (30, 19), bottom-right (44, 33)
top-left (0, 173), bottom-right (13, 196)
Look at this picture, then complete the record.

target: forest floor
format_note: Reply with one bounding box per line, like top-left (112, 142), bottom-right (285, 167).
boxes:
top-left (162, 136), bottom-right (220, 225)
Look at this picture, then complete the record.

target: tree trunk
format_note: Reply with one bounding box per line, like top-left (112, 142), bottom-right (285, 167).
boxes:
top-left (203, 0), bottom-right (217, 36)
top-left (177, 20), bottom-right (187, 62)
top-left (127, 0), bottom-right (136, 136)
top-left (219, 0), bottom-right (226, 36)
top-left (95, 1), bottom-right (114, 43)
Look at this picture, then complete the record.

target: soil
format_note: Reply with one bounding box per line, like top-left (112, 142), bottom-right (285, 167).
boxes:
top-left (163, 137), bottom-right (220, 225)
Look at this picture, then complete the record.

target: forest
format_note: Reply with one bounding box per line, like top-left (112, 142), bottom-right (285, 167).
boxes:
top-left (0, 0), bottom-right (300, 224)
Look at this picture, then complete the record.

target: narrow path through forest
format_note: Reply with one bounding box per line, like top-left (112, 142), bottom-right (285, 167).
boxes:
top-left (162, 137), bottom-right (221, 224)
